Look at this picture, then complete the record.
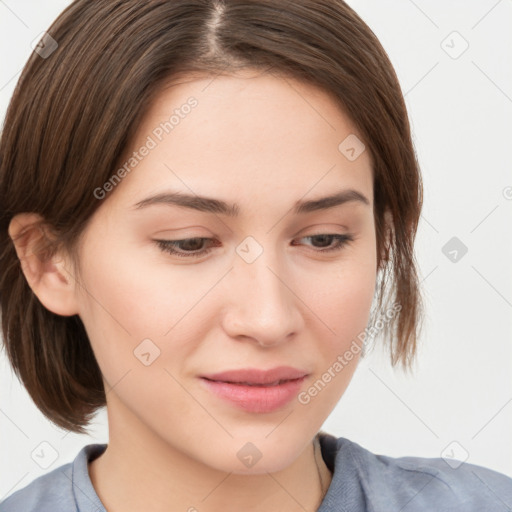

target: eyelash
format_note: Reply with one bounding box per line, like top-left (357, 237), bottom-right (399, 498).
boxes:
top-left (154, 234), bottom-right (354, 259)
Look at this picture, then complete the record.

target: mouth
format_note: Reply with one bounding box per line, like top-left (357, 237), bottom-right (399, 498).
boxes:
top-left (200, 366), bottom-right (309, 385)
top-left (198, 367), bottom-right (309, 413)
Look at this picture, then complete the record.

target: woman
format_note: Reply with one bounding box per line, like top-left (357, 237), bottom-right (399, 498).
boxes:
top-left (0, 1), bottom-right (510, 511)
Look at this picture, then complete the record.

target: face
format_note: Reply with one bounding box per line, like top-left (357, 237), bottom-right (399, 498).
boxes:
top-left (72, 68), bottom-right (377, 474)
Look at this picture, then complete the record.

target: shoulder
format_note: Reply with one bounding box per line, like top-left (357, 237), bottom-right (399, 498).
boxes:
top-left (0, 443), bottom-right (107, 512)
top-left (318, 432), bottom-right (512, 512)
top-left (0, 461), bottom-right (74, 512)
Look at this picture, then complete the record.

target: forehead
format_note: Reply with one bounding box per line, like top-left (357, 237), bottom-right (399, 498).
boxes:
top-left (110, 69), bottom-right (373, 209)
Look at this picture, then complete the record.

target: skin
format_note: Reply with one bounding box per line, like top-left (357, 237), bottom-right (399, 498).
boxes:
top-left (9, 68), bottom-right (382, 512)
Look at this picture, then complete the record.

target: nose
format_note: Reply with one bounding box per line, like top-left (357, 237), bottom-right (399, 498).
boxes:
top-left (220, 243), bottom-right (304, 347)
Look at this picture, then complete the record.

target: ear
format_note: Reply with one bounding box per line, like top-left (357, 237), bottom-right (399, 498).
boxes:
top-left (8, 213), bottom-right (80, 316)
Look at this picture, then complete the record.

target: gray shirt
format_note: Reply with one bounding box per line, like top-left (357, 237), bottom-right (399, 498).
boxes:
top-left (1, 431), bottom-right (511, 511)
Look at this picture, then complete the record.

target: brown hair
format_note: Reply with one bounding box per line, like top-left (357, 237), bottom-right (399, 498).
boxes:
top-left (0, 0), bottom-right (423, 433)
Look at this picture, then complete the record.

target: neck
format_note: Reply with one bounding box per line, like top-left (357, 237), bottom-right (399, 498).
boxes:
top-left (88, 414), bottom-right (332, 512)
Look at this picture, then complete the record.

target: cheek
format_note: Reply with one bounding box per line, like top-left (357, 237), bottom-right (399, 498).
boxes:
top-left (75, 247), bottom-right (188, 385)
top-left (304, 243), bottom-right (377, 351)
top-left (294, 266), bottom-right (376, 426)
top-left (78, 237), bottom-right (202, 336)
top-left (308, 276), bottom-right (375, 405)
top-left (328, 269), bottom-right (376, 335)
top-left (75, 242), bottom-right (227, 398)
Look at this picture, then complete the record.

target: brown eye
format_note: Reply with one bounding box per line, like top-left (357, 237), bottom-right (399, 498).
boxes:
top-left (154, 238), bottom-right (217, 258)
top-left (293, 234), bottom-right (354, 253)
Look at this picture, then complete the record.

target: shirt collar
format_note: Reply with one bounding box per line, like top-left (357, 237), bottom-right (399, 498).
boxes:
top-left (71, 443), bottom-right (107, 512)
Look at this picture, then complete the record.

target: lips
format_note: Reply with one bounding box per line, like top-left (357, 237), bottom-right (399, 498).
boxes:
top-left (199, 366), bottom-right (309, 413)
top-left (200, 366), bottom-right (308, 385)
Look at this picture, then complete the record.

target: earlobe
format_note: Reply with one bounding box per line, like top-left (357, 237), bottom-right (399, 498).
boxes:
top-left (8, 213), bottom-right (80, 317)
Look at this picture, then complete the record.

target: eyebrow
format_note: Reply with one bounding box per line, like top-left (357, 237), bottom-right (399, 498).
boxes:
top-left (131, 188), bottom-right (370, 216)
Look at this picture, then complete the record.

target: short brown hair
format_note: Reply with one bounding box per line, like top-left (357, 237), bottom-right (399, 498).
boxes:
top-left (0, 0), bottom-right (423, 433)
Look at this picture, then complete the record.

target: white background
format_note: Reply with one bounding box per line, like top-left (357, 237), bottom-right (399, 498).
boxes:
top-left (1, 0), bottom-right (511, 500)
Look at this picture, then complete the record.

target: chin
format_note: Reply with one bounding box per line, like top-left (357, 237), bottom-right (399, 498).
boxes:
top-left (196, 430), bottom-right (310, 475)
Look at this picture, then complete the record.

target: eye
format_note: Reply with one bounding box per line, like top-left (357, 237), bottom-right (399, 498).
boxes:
top-left (154, 237), bottom-right (217, 258)
top-left (154, 233), bottom-right (354, 259)
top-left (293, 233), bottom-right (354, 253)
